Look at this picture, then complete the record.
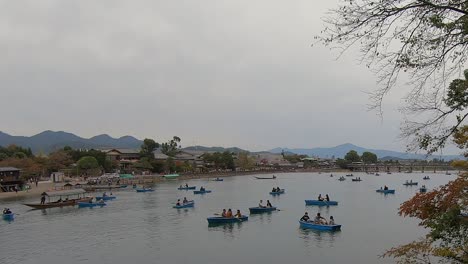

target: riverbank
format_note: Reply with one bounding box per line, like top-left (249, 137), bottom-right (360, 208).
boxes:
top-left (0, 181), bottom-right (54, 201)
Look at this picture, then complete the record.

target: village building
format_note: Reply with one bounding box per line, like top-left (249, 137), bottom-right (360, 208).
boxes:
top-left (0, 167), bottom-right (24, 192)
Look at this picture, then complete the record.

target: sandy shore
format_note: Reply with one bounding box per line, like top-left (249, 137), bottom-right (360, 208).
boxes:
top-left (0, 181), bottom-right (55, 201)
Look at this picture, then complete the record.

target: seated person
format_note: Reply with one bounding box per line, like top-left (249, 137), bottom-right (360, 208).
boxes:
top-left (200, 187), bottom-right (205, 192)
top-left (314, 213), bottom-right (327, 225)
top-left (318, 194), bottom-right (323, 201)
top-left (185, 183), bottom-right (189, 188)
top-left (276, 187), bottom-right (281, 192)
top-left (183, 197), bottom-right (188, 204)
top-left (221, 209), bottom-right (227, 217)
top-left (325, 194), bottom-right (330, 201)
top-left (272, 187), bottom-right (276, 192)
top-left (329, 216), bottom-right (335, 225)
top-left (266, 200), bottom-right (272, 207)
top-left (176, 199), bottom-right (181, 206)
top-left (300, 212), bottom-right (310, 222)
top-left (235, 210), bottom-right (242, 218)
top-left (226, 209), bottom-right (233, 218)
top-left (258, 200), bottom-right (265, 208)
top-left (384, 185), bottom-right (388, 190)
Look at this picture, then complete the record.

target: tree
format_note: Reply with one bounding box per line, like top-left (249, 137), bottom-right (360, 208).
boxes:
top-left (344, 150), bottom-right (361, 163)
top-left (140, 138), bottom-right (159, 159)
top-left (236, 152), bottom-right (255, 170)
top-left (335, 158), bottom-right (349, 169)
top-left (361, 151), bottom-right (378, 164)
top-left (46, 150), bottom-right (73, 173)
top-left (161, 136), bottom-right (181, 157)
top-left (77, 156), bottom-right (99, 175)
top-left (319, 1), bottom-right (468, 154)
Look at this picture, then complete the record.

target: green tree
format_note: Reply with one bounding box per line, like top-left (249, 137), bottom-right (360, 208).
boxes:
top-left (77, 156), bottom-right (100, 175)
top-left (140, 138), bottom-right (159, 159)
top-left (161, 136), bottom-right (181, 157)
top-left (361, 152), bottom-right (377, 164)
top-left (236, 152), bottom-right (255, 170)
top-left (335, 158), bottom-right (349, 169)
top-left (344, 150), bottom-right (361, 163)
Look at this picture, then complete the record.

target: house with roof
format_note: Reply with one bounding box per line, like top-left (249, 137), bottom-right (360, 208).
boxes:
top-left (0, 167), bottom-right (24, 192)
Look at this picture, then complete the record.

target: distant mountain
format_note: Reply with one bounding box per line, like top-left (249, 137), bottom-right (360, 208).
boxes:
top-left (270, 143), bottom-right (463, 161)
top-left (0, 131), bottom-right (142, 153)
top-left (182, 145), bottom-right (248, 154)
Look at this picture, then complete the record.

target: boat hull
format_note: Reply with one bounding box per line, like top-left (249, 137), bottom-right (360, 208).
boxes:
top-left (403, 183), bottom-right (418, 186)
top-left (2, 213), bottom-right (14, 221)
top-left (173, 201), bottom-right (195, 208)
top-left (136, 189), bottom-right (154, 192)
top-left (254, 177), bottom-right (276, 179)
top-left (177, 186), bottom-right (196, 190)
top-left (376, 189), bottom-right (395, 194)
top-left (193, 190), bottom-right (212, 194)
top-left (95, 196), bottom-right (116, 201)
top-left (249, 207), bottom-right (277, 213)
top-left (207, 216), bottom-right (248, 224)
top-left (269, 189), bottom-right (285, 195)
top-left (213, 179), bottom-right (224, 181)
top-left (299, 221), bottom-right (341, 231)
top-left (78, 202), bottom-right (106, 208)
top-left (305, 200), bottom-right (338, 206)
top-left (420, 188), bottom-right (427, 193)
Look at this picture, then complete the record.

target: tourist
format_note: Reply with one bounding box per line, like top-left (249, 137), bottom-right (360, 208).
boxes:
top-left (221, 209), bottom-right (227, 217)
top-left (235, 210), bottom-right (242, 218)
top-left (258, 200), bottom-right (265, 208)
top-left (97, 199), bottom-right (105, 204)
top-left (325, 194), bottom-right (330, 201)
top-left (384, 185), bottom-right (388, 190)
top-left (179, 185), bottom-right (183, 189)
top-left (314, 213), bottom-right (327, 225)
top-left (329, 216), bottom-right (335, 225)
top-left (185, 183), bottom-right (189, 188)
top-left (318, 194), bottom-right (323, 201)
top-left (226, 209), bottom-right (233, 218)
top-left (183, 197), bottom-right (188, 204)
top-left (200, 186), bottom-right (205, 192)
top-left (40, 195), bottom-right (46, 205)
top-left (176, 199), bottom-right (181, 206)
top-left (300, 212), bottom-right (310, 222)
top-left (103, 192), bottom-right (107, 197)
top-left (276, 187), bottom-right (280, 192)
top-left (272, 187), bottom-right (276, 192)
top-left (266, 200), bottom-right (272, 207)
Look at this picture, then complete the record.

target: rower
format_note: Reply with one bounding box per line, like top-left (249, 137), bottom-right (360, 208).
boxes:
top-left (325, 194), bottom-right (330, 201)
top-left (329, 216), bottom-right (335, 225)
top-left (185, 183), bottom-right (189, 188)
top-left (183, 197), bottom-right (188, 204)
top-left (176, 199), bottom-right (181, 206)
top-left (221, 209), bottom-right (227, 217)
top-left (300, 212), bottom-right (310, 222)
top-left (384, 185), bottom-right (388, 190)
top-left (258, 200), bottom-right (265, 208)
top-left (318, 194), bottom-right (323, 201)
top-left (266, 200), bottom-right (272, 207)
top-left (314, 213), bottom-right (327, 225)
top-left (226, 209), bottom-right (233, 218)
top-left (235, 209), bottom-right (242, 218)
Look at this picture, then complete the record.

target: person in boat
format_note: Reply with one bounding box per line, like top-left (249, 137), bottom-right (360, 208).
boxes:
top-left (318, 194), bottom-right (323, 201)
top-left (102, 192), bottom-right (107, 197)
top-left (3, 208), bottom-right (11, 214)
top-left (272, 187), bottom-right (276, 192)
top-left (325, 194), bottom-right (330, 201)
top-left (200, 186), bottom-right (205, 192)
top-left (258, 200), bottom-right (265, 208)
top-left (179, 185), bottom-right (183, 189)
top-left (97, 199), bottom-right (105, 204)
top-left (226, 209), bottom-right (233, 218)
top-left (176, 199), bottom-right (181, 206)
top-left (300, 212), bottom-right (310, 222)
top-left (40, 195), bottom-right (46, 205)
top-left (329, 216), bottom-right (335, 225)
top-left (221, 209), bottom-right (227, 217)
top-left (185, 183), bottom-right (189, 188)
top-left (266, 200), bottom-right (272, 207)
top-left (276, 187), bottom-right (281, 192)
top-left (235, 209), bottom-right (242, 218)
top-left (183, 197), bottom-right (188, 204)
top-left (384, 185), bottom-right (388, 190)
top-left (57, 198), bottom-right (62, 203)
top-left (272, 175), bottom-right (276, 179)
top-left (410, 180), bottom-right (412, 183)
top-left (314, 213), bottom-right (327, 225)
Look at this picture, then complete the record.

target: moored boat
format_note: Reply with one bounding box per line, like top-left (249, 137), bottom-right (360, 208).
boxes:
top-left (23, 189), bottom-right (92, 209)
top-left (299, 220), bottom-right (341, 231)
top-left (177, 186), bottom-right (196, 190)
top-left (173, 201), bottom-right (195, 208)
top-left (376, 189), bottom-right (395, 194)
top-left (2, 213), bottom-right (14, 221)
top-left (269, 189), bottom-right (285, 195)
top-left (213, 178), bottom-right (224, 181)
top-left (78, 202), bottom-right (107, 208)
top-left (193, 190), bottom-right (212, 194)
top-left (95, 196), bottom-right (116, 201)
top-left (345, 174), bottom-right (353, 177)
top-left (305, 200), bottom-right (338, 206)
top-left (249, 207), bottom-right (277, 213)
top-left (120, 185), bottom-right (128, 188)
top-left (136, 188), bottom-right (154, 193)
top-left (207, 216), bottom-right (248, 224)
top-left (164, 174), bottom-right (180, 179)
top-left (351, 178), bottom-right (362, 182)
top-left (254, 176), bottom-right (276, 179)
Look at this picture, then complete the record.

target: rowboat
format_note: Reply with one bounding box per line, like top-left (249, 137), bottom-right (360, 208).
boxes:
top-left (177, 186), bottom-right (196, 190)
top-left (95, 196), bottom-right (116, 201)
top-left (193, 190), bottom-right (212, 194)
top-left (345, 174), bottom-right (353, 177)
top-left (2, 213), bottom-right (14, 221)
top-left (305, 200), bottom-right (338, 206)
top-left (249, 207), bottom-right (277, 213)
top-left (419, 187), bottom-right (427, 193)
top-left (207, 216), bottom-right (248, 224)
top-left (338, 177), bottom-right (345, 181)
top-left (423, 177), bottom-right (430, 180)
top-left (351, 178), bottom-right (362, 182)
top-left (23, 189), bottom-right (93, 209)
top-left (376, 189), bottom-right (395, 194)
top-left (173, 201), bottom-right (195, 208)
top-left (78, 202), bottom-right (107, 208)
top-left (299, 221), bottom-right (341, 231)
top-left (164, 174), bottom-right (180, 179)
top-left (269, 189), bottom-right (285, 195)
top-left (136, 188), bottom-right (154, 192)
top-left (213, 178), bottom-right (224, 181)
top-left (403, 182), bottom-right (418, 186)
top-left (254, 176), bottom-right (276, 179)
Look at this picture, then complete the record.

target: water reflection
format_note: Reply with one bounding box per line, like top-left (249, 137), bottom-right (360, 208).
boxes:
top-left (298, 227), bottom-right (341, 248)
top-left (208, 222), bottom-right (243, 239)
top-left (249, 212), bottom-right (274, 224)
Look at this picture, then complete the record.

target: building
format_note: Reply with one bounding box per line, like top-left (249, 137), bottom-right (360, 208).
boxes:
top-left (101, 148), bottom-right (140, 162)
top-left (0, 167), bottom-right (23, 192)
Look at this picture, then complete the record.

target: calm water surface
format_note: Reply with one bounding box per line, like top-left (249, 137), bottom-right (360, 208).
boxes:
top-left (0, 172), bottom-right (456, 264)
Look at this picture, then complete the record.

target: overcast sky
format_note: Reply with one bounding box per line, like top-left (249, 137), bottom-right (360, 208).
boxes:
top-left (0, 0), bottom-right (459, 154)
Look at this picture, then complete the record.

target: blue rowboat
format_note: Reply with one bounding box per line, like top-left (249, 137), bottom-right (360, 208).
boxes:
top-left (403, 182), bottom-right (418, 186)
top-left (351, 179), bottom-right (362, 182)
top-left (3, 213), bottom-right (14, 221)
top-left (249, 207), bottom-right (277, 213)
top-left (193, 190), bottom-right (212, 194)
top-left (213, 178), bottom-right (224, 181)
top-left (299, 221), bottom-right (341, 231)
top-left (120, 185), bottom-right (128, 188)
top-left (304, 200), bottom-right (338, 206)
top-left (269, 189), bottom-right (285, 195)
top-left (95, 196), bottom-right (116, 201)
top-left (376, 189), bottom-right (395, 194)
top-left (136, 189), bottom-right (154, 193)
top-left (78, 202), bottom-right (107, 208)
top-left (177, 186), bottom-right (196, 190)
top-left (173, 201), bottom-right (195, 208)
top-left (207, 216), bottom-right (248, 224)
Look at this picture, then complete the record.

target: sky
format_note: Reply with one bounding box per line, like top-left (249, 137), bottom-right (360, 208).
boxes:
top-left (0, 0), bottom-right (460, 154)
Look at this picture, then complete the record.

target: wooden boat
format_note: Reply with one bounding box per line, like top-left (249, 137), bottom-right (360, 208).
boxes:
top-left (345, 174), bottom-right (353, 177)
top-left (78, 202), bottom-right (107, 208)
top-left (95, 196), bottom-right (116, 201)
top-left (164, 174), bottom-right (180, 179)
top-left (423, 177), bottom-right (430, 180)
top-left (2, 213), bottom-right (14, 221)
top-left (376, 189), bottom-right (395, 194)
top-left (212, 178), bottom-right (224, 181)
top-left (419, 187), bottom-right (427, 193)
top-left (177, 186), bottom-right (196, 190)
top-left (375, 173), bottom-right (380, 176)
top-left (193, 190), bottom-right (212, 194)
top-left (403, 182), bottom-right (418, 186)
top-left (254, 176), bottom-right (276, 179)
top-left (23, 189), bottom-right (92, 209)
top-left (269, 189), bottom-right (285, 195)
top-left (299, 221), bottom-right (341, 231)
top-left (338, 177), bottom-right (345, 181)
top-left (207, 216), bottom-right (248, 224)
top-left (136, 188), bottom-right (154, 193)
top-left (173, 201), bottom-right (195, 208)
top-left (249, 206), bottom-right (277, 213)
top-left (351, 178), bottom-right (362, 182)
top-left (305, 200), bottom-right (338, 206)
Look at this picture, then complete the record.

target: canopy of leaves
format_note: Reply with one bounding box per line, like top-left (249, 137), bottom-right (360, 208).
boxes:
top-left (77, 156), bottom-right (100, 171)
top-left (140, 138), bottom-right (160, 159)
top-left (361, 151), bottom-right (378, 163)
top-left (344, 150), bottom-right (361, 162)
top-left (161, 136), bottom-right (181, 157)
top-left (203, 151), bottom-right (235, 170)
